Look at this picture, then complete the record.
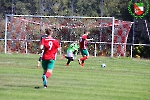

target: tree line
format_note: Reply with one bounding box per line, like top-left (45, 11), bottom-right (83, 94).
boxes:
top-left (0, 0), bottom-right (136, 20)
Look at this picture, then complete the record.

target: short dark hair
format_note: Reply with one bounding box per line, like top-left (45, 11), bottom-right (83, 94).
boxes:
top-left (45, 28), bottom-right (52, 35)
top-left (84, 29), bottom-right (88, 34)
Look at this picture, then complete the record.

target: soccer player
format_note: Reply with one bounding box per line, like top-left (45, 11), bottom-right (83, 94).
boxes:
top-left (78, 29), bottom-right (93, 67)
top-left (61, 42), bottom-right (79, 66)
top-left (40, 28), bottom-right (60, 88)
top-left (37, 33), bottom-right (48, 68)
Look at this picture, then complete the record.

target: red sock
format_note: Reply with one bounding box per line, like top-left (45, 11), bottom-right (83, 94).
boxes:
top-left (80, 56), bottom-right (88, 61)
top-left (45, 72), bottom-right (51, 79)
top-left (81, 63), bottom-right (84, 66)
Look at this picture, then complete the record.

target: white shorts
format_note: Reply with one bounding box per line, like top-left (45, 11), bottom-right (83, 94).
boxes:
top-left (67, 52), bottom-right (74, 59)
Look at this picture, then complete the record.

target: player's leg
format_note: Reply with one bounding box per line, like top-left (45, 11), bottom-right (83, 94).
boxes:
top-left (42, 60), bottom-right (55, 88)
top-left (66, 58), bottom-right (71, 66)
top-left (66, 57), bottom-right (74, 66)
top-left (78, 49), bottom-right (89, 66)
top-left (78, 50), bottom-right (82, 65)
top-left (41, 60), bottom-right (48, 88)
top-left (81, 60), bottom-right (84, 66)
top-left (78, 49), bottom-right (85, 65)
top-left (65, 52), bottom-right (74, 66)
top-left (46, 60), bottom-right (55, 78)
top-left (60, 54), bottom-right (66, 59)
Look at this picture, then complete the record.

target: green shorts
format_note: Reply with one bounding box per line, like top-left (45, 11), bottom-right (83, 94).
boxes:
top-left (42, 60), bottom-right (55, 70)
top-left (80, 49), bottom-right (89, 56)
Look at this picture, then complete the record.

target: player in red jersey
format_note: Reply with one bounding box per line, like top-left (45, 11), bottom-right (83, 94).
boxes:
top-left (40, 28), bottom-right (60, 88)
top-left (78, 29), bottom-right (93, 67)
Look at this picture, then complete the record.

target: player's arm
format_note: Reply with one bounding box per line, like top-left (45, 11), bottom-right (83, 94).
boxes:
top-left (82, 35), bottom-right (93, 41)
top-left (70, 43), bottom-right (74, 48)
top-left (73, 49), bottom-right (78, 60)
top-left (40, 45), bottom-right (44, 50)
top-left (37, 48), bottom-right (44, 68)
top-left (37, 39), bottom-right (44, 68)
top-left (86, 38), bottom-right (93, 41)
top-left (73, 44), bottom-right (79, 59)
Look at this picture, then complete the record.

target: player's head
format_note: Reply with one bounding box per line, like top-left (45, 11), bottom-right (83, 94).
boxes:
top-left (84, 29), bottom-right (89, 35)
top-left (45, 28), bottom-right (53, 36)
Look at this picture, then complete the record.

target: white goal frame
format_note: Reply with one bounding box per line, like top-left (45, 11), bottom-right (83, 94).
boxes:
top-left (4, 14), bottom-right (115, 57)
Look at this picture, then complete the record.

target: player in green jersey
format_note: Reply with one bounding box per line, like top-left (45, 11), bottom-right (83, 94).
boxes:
top-left (61, 42), bottom-right (79, 66)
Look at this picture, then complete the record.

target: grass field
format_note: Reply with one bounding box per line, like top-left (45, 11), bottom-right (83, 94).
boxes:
top-left (0, 53), bottom-right (150, 100)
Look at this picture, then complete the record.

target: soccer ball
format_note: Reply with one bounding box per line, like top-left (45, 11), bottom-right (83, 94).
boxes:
top-left (101, 63), bottom-right (106, 68)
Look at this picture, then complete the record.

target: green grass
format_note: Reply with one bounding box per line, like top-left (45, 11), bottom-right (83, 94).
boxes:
top-left (0, 53), bottom-right (150, 100)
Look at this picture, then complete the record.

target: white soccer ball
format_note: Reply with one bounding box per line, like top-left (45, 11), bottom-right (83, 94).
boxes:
top-left (101, 63), bottom-right (106, 68)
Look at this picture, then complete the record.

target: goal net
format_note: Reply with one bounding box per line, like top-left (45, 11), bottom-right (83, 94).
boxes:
top-left (4, 14), bottom-right (133, 57)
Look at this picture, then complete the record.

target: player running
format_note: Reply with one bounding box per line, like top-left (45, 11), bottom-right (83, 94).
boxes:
top-left (78, 29), bottom-right (93, 67)
top-left (40, 28), bottom-right (60, 88)
top-left (61, 42), bottom-right (79, 66)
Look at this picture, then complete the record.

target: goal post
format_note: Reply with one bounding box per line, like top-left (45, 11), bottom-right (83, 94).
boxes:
top-left (4, 14), bottom-right (132, 57)
top-left (4, 14), bottom-right (8, 54)
top-left (111, 17), bottom-right (115, 58)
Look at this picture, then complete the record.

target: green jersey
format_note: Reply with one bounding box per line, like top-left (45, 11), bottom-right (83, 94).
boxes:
top-left (67, 43), bottom-right (79, 53)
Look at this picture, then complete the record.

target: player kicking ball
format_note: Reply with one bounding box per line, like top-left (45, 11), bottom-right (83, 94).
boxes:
top-left (61, 42), bottom-right (79, 66)
top-left (40, 28), bottom-right (60, 88)
top-left (78, 29), bottom-right (93, 67)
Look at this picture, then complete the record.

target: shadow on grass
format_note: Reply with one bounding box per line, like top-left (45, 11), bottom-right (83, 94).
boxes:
top-left (4, 84), bottom-right (42, 89)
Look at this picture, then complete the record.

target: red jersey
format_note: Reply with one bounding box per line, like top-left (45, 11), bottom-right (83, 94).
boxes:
top-left (41, 37), bottom-right (60, 60)
top-left (79, 34), bottom-right (87, 49)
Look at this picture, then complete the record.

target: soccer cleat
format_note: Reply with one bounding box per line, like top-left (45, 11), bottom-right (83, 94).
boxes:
top-left (66, 64), bottom-right (69, 66)
top-left (42, 75), bottom-right (47, 87)
top-left (78, 59), bottom-right (82, 65)
top-left (44, 85), bottom-right (47, 88)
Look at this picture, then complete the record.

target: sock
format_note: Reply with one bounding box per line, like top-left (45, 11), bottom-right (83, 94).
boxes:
top-left (67, 59), bottom-right (71, 65)
top-left (81, 60), bottom-right (84, 66)
top-left (66, 57), bottom-right (74, 65)
top-left (82, 60), bottom-right (84, 64)
top-left (45, 72), bottom-right (51, 79)
top-left (80, 56), bottom-right (88, 61)
top-left (81, 63), bottom-right (84, 66)
top-left (65, 56), bottom-right (70, 59)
